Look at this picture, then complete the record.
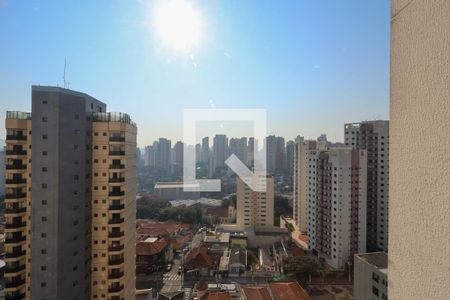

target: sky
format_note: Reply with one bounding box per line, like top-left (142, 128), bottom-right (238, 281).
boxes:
top-left (0, 0), bottom-right (390, 147)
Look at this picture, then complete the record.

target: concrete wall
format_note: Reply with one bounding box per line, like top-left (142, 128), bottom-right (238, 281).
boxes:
top-left (390, 1), bottom-right (450, 299)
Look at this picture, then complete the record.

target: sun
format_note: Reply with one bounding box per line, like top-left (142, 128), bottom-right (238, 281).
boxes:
top-left (154, 0), bottom-right (202, 51)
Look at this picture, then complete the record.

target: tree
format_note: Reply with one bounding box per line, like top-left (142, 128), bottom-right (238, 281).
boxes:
top-left (283, 256), bottom-right (320, 281)
top-left (274, 195), bottom-right (292, 226)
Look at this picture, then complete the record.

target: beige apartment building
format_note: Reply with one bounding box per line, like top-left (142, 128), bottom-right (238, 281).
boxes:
top-left (236, 175), bottom-right (274, 227)
top-left (292, 140), bottom-right (327, 234)
top-left (4, 86), bottom-right (137, 300)
top-left (354, 252), bottom-right (388, 300)
top-left (4, 111), bottom-right (32, 299)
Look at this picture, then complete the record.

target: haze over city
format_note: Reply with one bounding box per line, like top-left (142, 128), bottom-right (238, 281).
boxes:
top-left (0, 0), bottom-right (390, 145)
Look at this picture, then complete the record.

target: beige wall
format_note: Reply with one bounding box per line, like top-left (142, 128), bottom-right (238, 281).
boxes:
top-left (390, 0), bottom-right (450, 299)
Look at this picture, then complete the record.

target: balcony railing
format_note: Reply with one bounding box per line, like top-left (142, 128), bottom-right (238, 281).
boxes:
top-left (6, 165), bottom-right (27, 170)
top-left (5, 193), bottom-right (26, 199)
top-left (5, 291), bottom-right (26, 300)
top-left (5, 236), bottom-right (26, 243)
top-left (108, 271), bottom-right (124, 279)
top-left (5, 278), bottom-right (25, 288)
top-left (5, 250), bottom-right (26, 259)
top-left (108, 177), bottom-right (125, 183)
top-left (109, 164), bottom-right (125, 169)
top-left (109, 191), bottom-right (125, 197)
top-left (108, 231), bottom-right (124, 238)
top-left (108, 285), bottom-right (124, 293)
top-left (5, 178), bottom-right (27, 184)
top-left (108, 257), bottom-right (124, 266)
top-left (6, 135), bottom-right (27, 141)
top-left (6, 150), bottom-right (27, 156)
top-left (4, 264), bottom-right (26, 273)
top-left (109, 204), bottom-right (125, 211)
top-left (109, 136), bottom-right (125, 142)
top-left (108, 244), bottom-right (125, 252)
top-left (5, 207), bottom-right (26, 214)
top-left (5, 222), bottom-right (27, 229)
top-left (109, 150), bottom-right (125, 156)
top-left (108, 218), bottom-right (124, 225)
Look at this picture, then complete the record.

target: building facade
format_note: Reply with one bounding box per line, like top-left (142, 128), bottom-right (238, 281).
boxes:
top-left (4, 86), bottom-right (136, 300)
top-left (345, 120), bottom-right (389, 251)
top-left (354, 252), bottom-right (388, 300)
top-left (315, 148), bottom-right (367, 268)
top-left (236, 175), bottom-right (274, 227)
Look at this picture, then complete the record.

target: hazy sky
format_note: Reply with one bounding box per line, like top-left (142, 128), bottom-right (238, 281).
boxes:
top-left (0, 0), bottom-right (390, 146)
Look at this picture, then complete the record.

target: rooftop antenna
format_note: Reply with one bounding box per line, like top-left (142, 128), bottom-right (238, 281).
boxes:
top-left (63, 58), bottom-right (69, 88)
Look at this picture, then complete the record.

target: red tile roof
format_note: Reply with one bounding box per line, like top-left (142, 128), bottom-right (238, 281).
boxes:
top-left (136, 238), bottom-right (168, 256)
top-left (200, 291), bottom-right (231, 300)
top-left (184, 247), bottom-right (214, 268)
top-left (269, 282), bottom-right (311, 300)
top-left (241, 286), bottom-right (272, 300)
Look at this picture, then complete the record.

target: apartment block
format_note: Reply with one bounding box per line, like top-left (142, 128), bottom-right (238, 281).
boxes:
top-left (345, 120), bottom-right (389, 251)
top-left (292, 140), bottom-right (327, 234)
top-left (213, 134), bottom-right (228, 171)
top-left (354, 252), bottom-right (388, 300)
top-left (4, 111), bottom-right (32, 300)
top-left (236, 175), bottom-right (274, 227)
top-left (315, 148), bottom-right (367, 268)
top-left (4, 86), bottom-right (136, 300)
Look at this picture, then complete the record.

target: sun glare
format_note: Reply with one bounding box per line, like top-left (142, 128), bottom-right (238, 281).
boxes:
top-left (155, 0), bottom-right (202, 51)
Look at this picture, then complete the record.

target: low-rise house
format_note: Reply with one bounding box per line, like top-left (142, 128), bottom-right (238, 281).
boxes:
top-left (203, 207), bottom-right (230, 224)
top-left (228, 247), bottom-right (247, 277)
top-left (136, 237), bottom-right (173, 273)
top-left (241, 281), bottom-right (311, 300)
top-left (184, 246), bottom-right (216, 277)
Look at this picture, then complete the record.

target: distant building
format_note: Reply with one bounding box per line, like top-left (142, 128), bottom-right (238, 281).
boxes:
top-left (0, 150), bottom-right (4, 196)
top-left (229, 137), bottom-right (247, 164)
top-left (144, 144), bottom-right (157, 167)
top-left (345, 120), bottom-right (389, 252)
top-left (354, 252), bottom-right (388, 300)
top-left (285, 140), bottom-right (295, 175)
top-left (265, 135), bottom-right (286, 174)
top-left (228, 247), bottom-right (247, 277)
top-left (154, 182), bottom-right (200, 200)
top-left (203, 207), bottom-right (230, 224)
top-left (172, 141), bottom-right (183, 175)
top-left (213, 134), bottom-right (228, 171)
top-left (156, 138), bottom-right (172, 173)
top-left (200, 137), bottom-right (209, 163)
top-left (136, 237), bottom-right (173, 273)
top-left (236, 175), bottom-right (274, 227)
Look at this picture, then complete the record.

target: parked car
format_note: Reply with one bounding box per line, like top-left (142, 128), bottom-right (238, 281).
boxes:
top-left (165, 264), bottom-right (172, 272)
top-left (178, 266), bottom-right (182, 274)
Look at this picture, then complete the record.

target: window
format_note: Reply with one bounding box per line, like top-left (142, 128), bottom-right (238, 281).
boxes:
top-left (42, 134), bottom-right (47, 139)
top-left (42, 117), bottom-right (47, 122)
top-left (372, 286), bottom-right (379, 296)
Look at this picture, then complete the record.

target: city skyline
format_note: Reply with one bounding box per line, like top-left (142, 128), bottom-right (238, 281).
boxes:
top-left (0, 0), bottom-right (390, 145)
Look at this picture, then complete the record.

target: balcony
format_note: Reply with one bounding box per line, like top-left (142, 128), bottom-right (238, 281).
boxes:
top-left (5, 236), bottom-right (26, 243)
top-left (108, 177), bottom-right (125, 183)
top-left (5, 222), bottom-right (26, 229)
top-left (109, 136), bottom-right (125, 142)
top-left (108, 244), bottom-right (124, 252)
top-left (109, 218), bottom-right (124, 225)
top-left (109, 204), bottom-right (125, 211)
top-left (5, 278), bottom-right (25, 288)
top-left (108, 231), bottom-right (124, 238)
top-left (109, 164), bottom-right (125, 169)
top-left (5, 178), bottom-right (27, 185)
top-left (5, 250), bottom-right (26, 259)
top-left (6, 165), bottom-right (27, 170)
top-left (108, 257), bottom-right (124, 266)
top-left (108, 271), bottom-right (124, 279)
top-left (109, 150), bottom-right (125, 156)
top-left (4, 264), bottom-right (26, 273)
top-left (6, 135), bottom-right (26, 141)
top-left (108, 285), bottom-right (124, 293)
top-left (5, 193), bottom-right (26, 200)
top-left (6, 150), bottom-right (27, 156)
top-left (5, 207), bottom-right (26, 214)
top-left (109, 190), bottom-right (125, 197)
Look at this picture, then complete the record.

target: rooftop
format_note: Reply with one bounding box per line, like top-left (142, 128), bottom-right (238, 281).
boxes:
top-left (6, 111), bottom-right (31, 120)
top-left (241, 282), bottom-right (311, 300)
top-left (355, 252), bottom-right (388, 270)
top-left (92, 112), bottom-right (136, 126)
top-left (199, 291), bottom-right (231, 300)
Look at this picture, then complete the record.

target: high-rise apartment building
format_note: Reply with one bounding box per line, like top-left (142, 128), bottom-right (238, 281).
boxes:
top-left (236, 175), bottom-right (274, 227)
top-left (247, 137), bottom-right (257, 166)
top-left (0, 149), bottom-right (5, 196)
top-left (265, 135), bottom-right (285, 174)
top-left (212, 134), bottom-right (228, 172)
top-left (4, 86), bottom-right (136, 300)
top-left (314, 148), bottom-right (367, 268)
top-left (144, 145), bottom-right (156, 168)
top-left (292, 140), bottom-right (327, 234)
top-left (155, 138), bottom-right (171, 174)
top-left (353, 252), bottom-right (388, 300)
top-left (229, 137), bottom-right (247, 164)
top-left (285, 140), bottom-right (295, 175)
top-left (200, 137), bottom-right (209, 164)
top-left (345, 120), bottom-right (389, 251)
